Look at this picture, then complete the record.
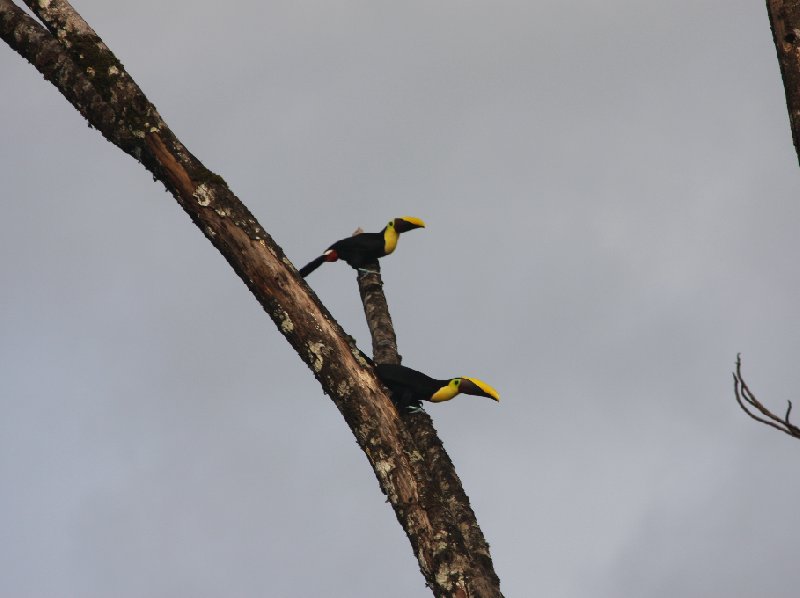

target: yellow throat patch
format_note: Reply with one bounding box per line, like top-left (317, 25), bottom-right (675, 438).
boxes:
top-left (383, 221), bottom-right (399, 254)
top-left (430, 379), bottom-right (462, 402)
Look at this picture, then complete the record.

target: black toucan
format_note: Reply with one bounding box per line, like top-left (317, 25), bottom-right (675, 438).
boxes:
top-left (375, 363), bottom-right (500, 412)
top-left (298, 217), bottom-right (425, 277)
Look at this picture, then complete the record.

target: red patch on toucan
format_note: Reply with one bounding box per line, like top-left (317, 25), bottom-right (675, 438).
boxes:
top-left (323, 249), bottom-right (338, 262)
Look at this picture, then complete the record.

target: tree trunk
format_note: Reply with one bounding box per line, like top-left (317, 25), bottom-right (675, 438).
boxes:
top-left (766, 0), bottom-right (800, 164)
top-left (0, 1), bottom-right (504, 595)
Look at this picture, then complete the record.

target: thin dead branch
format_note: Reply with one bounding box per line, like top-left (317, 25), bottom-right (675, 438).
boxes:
top-left (733, 355), bottom-right (800, 440)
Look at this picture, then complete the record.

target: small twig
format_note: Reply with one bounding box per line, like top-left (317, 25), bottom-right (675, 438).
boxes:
top-left (733, 354), bottom-right (800, 440)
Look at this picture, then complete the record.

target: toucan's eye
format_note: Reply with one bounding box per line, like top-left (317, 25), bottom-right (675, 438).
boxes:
top-left (454, 379), bottom-right (460, 386)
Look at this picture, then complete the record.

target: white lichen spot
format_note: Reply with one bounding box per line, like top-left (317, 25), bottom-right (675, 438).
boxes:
top-left (351, 348), bottom-right (369, 366)
top-left (39, 0), bottom-right (51, 8)
top-left (433, 531), bottom-right (451, 554)
top-left (435, 567), bottom-right (459, 589)
top-left (108, 65), bottom-right (119, 76)
top-left (374, 459), bottom-right (393, 478)
top-left (205, 226), bottom-right (216, 238)
top-left (435, 570), bottom-right (450, 587)
top-left (279, 311), bottom-right (294, 333)
top-left (86, 66), bottom-right (95, 77)
top-left (417, 547), bottom-right (428, 567)
top-left (336, 380), bottom-right (351, 397)
top-left (194, 183), bottom-right (213, 207)
top-left (308, 342), bottom-right (326, 373)
top-left (407, 449), bottom-right (423, 463)
top-left (214, 207), bottom-right (231, 218)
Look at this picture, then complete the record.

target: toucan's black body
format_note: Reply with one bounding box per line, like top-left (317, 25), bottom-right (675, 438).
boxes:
top-left (376, 363), bottom-right (500, 411)
top-left (309, 233), bottom-right (386, 272)
top-left (298, 217), bottom-right (425, 277)
top-left (376, 364), bottom-right (446, 410)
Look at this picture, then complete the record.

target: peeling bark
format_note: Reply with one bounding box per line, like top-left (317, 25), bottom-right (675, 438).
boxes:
top-left (766, 0), bottom-right (800, 164)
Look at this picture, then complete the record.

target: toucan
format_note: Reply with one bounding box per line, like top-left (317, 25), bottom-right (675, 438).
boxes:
top-left (298, 217), bottom-right (425, 277)
top-left (375, 363), bottom-right (500, 412)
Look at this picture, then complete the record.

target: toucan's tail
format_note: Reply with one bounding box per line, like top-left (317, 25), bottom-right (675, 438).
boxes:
top-left (299, 255), bottom-right (325, 277)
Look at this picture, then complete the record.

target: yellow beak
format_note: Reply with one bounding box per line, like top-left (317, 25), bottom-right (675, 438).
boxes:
top-left (462, 377), bottom-right (500, 401)
top-left (398, 216), bottom-right (426, 228)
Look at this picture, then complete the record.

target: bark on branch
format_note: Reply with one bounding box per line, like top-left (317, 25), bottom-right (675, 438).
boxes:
top-left (357, 265), bottom-right (503, 597)
top-left (765, 0), bottom-right (800, 164)
top-left (733, 355), bottom-right (800, 440)
top-left (1, 1), bottom-right (504, 595)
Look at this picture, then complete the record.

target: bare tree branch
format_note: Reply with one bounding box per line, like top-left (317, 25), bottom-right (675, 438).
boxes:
top-left (733, 355), bottom-right (800, 440)
top-left (357, 265), bottom-right (503, 597)
top-left (765, 0), bottom-right (800, 164)
top-left (356, 265), bottom-right (401, 365)
top-left (1, 1), bottom-right (504, 595)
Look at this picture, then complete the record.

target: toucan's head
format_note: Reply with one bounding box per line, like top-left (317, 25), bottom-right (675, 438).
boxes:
top-left (390, 216), bottom-right (426, 233)
top-left (323, 248), bottom-right (339, 262)
top-left (430, 377), bottom-right (500, 403)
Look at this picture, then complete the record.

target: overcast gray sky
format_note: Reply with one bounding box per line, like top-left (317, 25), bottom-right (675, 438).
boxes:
top-left (2, 1), bottom-right (800, 596)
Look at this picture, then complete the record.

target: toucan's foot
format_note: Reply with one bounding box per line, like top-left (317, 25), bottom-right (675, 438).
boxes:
top-left (357, 268), bottom-right (379, 276)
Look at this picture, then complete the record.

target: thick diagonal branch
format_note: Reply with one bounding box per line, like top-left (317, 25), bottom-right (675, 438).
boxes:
top-left (733, 355), bottom-right (800, 440)
top-left (765, 0), bottom-right (800, 164)
top-left (0, 1), bottom-right (501, 595)
top-left (357, 266), bottom-right (504, 597)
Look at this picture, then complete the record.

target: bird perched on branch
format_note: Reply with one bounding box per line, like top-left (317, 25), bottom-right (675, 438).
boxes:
top-left (375, 363), bottom-right (500, 412)
top-left (298, 216), bottom-right (425, 277)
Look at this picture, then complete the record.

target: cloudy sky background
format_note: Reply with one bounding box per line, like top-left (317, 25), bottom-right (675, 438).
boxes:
top-left (2, 1), bottom-right (800, 596)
